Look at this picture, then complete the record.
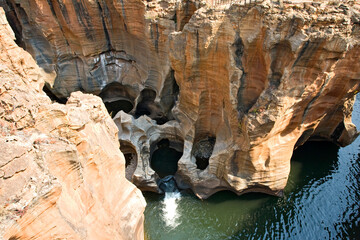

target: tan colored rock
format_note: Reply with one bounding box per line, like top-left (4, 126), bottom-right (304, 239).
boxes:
top-left (0, 8), bottom-right (145, 239)
top-left (1, 0), bottom-right (360, 199)
top-left (168, 2), bottom-right (360, 198)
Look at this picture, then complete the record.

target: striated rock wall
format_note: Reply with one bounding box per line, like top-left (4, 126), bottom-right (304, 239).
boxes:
top-left (1, 0), bottom-right (360, 199)
top-left (0, 8), bottom-right (145, 239)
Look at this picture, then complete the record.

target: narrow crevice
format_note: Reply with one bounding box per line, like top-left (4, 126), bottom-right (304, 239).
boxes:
top-left (135, 88), bottom-right (156, 117)
top-left (135, 88), bottom-right (168, 125)
top-left (43, 84), bottom-right (67, 104)
top-left (330, 121), bottom-right (345, 142)
top-left (232, 32), bottom-right (248, 115)
top-left (196, 30), bottom-right (200, 58)
top-left (232, 32), bottom-right (244, 69)
top-left (3, 1), bottom-right (25, 48)
top-left (155, 23), bottom-right (159, 53)
top-left (159, 68), bottom-right (179, 121)
top-left (292, 40), bottom-right (316, 68)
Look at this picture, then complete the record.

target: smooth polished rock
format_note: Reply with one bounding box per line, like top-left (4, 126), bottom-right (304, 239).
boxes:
top-left (0, 8), bottom-right (145, 239)
top-left (2, 0), bottom-right (360, 199)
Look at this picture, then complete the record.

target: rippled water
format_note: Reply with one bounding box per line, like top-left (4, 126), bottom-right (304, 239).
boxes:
top-left (161, 192), bottom-right (182, 229)
top-left (144, 99), bottom-right (360, 240)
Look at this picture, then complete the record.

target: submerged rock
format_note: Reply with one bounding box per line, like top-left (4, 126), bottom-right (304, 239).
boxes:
top-left (158, 175), bottom-right (179, 193)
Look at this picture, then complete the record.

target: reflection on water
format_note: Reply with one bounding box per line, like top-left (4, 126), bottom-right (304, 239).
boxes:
top-left (144, 99), bottom-right (360, 240)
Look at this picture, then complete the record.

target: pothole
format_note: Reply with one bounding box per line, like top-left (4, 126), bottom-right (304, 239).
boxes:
top-left (99, 82), bottom-right (136, 118)
top-left (120, 140), bottom-right (137, 181)
top-left (150, 139), bottom-right (183, 178)
top-left (192, 136), bottom-right (216, 170)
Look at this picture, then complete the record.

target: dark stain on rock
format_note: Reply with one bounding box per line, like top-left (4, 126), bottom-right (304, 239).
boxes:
top-left (9, 236), bottom-right (20, 240)
top-left (71, 0), bottom-right (94, 40)
top-left (3, 0), bottom-right (25, 48)
top-left (155, 23), bottom-right (159, 53)
top-left (119, 0), bottom-right (128, 31)
top-left (42, 0), bottom-right (71, 47)
top-left (292, 40), bottom-right (311, 67)
top-left (74, 58), bottom-right (85, 92)
top-left (69, 160), bottom-right (81, 171)
top-left (46, 0), bottom-right (56, 18)
top-left (232, 32), bottom-right (244, 69)
top-left (97, 1), bottom-right (112, 50)
top-left (43, 83), bottom-right (67, 104)
top-left (57, 0), bottom-right (71, 24)
top-left (176, 0), bottom-right (197, 31)
top-left (196, 30), bottom-right (200, 58)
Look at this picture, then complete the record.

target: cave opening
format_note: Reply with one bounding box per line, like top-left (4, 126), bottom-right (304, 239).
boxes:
top-left (135, 88), bottom-right (168, 125)
top-left (42, 84), bottom-right (67, 104)
top-left (150, 138), bottom-right (183, 178)
top-left (99, 82), bottom-right (135, 118)
top-left (159, 69), bottom-right (179, 123)
top-left (4, 2), bottom-right (26, 49)
top-left (330, 121), bottom-right (345, 143)
top-left (104, 99), bottom-right (133, 117)
top-left (120, 140), bottom-right (137, 181)
top-left (192, 136), bottom-right (216, 170)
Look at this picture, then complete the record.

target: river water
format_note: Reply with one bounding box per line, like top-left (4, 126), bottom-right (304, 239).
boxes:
top-left (144, 98), bottom-right (360, 240)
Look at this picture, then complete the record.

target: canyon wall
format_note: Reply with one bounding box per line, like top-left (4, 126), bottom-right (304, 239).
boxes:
top-left (0, 8), bottom-right (145, 239)
top-left (1, 0), bottom-right (360, 199)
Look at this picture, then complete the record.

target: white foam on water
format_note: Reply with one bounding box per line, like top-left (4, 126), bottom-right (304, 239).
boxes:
top-left (162, 192), bottom-right (182, 228)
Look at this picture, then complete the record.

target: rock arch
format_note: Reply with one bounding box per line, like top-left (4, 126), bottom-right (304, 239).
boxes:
top-left (99, 82), bottom-right (136, 117)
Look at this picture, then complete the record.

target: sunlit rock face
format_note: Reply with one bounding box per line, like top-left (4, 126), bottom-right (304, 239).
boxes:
top-left (2, 0), bottom-right (360, 199)
top-left (0, 8), bottom-right (145, 239)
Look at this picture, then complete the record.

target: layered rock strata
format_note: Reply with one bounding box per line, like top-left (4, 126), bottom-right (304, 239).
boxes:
top-left (2, 0), bottom-right (360, 199)
top-left (0, 8), bottom-right (145, 239)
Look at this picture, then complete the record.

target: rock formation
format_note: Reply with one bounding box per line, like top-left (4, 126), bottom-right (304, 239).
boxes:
top-left (1, 0), bottom-right (360, 199)
top-left (0, 8), bottom-right (145, 239)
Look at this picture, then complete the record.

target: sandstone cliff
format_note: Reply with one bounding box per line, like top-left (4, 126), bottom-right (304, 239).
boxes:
top-left (1, 0), bottom-right (360, 199)
top-left (0, 8), bottom-right (145, 239)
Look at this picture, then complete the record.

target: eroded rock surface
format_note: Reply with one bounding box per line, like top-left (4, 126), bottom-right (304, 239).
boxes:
top-left (2, 0), bottom-right (360, 199)
top-left (0, 8), bottom-right (145, 239)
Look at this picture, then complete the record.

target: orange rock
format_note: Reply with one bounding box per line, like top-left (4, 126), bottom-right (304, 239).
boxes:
top-left (0, 8), bottom-right (145, 239)
top-left (1, 0), bottom-right (360, 200)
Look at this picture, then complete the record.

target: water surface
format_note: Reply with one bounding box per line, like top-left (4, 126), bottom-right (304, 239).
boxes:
top-left (144, 99), bottom-right (360, 240)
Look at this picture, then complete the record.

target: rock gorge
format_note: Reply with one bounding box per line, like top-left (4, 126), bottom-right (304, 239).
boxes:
top-left (1, 0), bottom-right (360, 233)
top-left (0, 8), bottom-right (145, 239)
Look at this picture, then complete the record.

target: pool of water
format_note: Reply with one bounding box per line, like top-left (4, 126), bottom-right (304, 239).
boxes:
top-left (144, 99), bottom-right (360, 240)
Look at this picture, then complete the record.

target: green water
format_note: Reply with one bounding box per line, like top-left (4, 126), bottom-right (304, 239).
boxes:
top-left (144, 100), bottom-right (360, 240)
